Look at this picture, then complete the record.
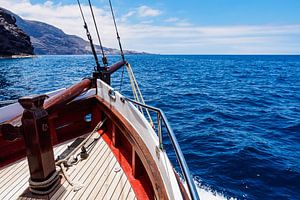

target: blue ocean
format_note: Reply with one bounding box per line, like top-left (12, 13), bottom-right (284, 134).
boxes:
top-left (0, 55), bottom-right (299, 199)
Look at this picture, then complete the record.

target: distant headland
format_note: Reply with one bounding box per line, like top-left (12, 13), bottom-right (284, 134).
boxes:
top-left (0, 7), bottom-right (148, 57)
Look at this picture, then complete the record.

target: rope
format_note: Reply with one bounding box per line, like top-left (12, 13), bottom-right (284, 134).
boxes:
top-left (58, 163), bottom-right (84, 191)
top-left (55, 118), bottom-right (106, 166)
top-left (60, 163), bottom-right (74, 186)
top-left (108, 0), bottom-right (125, 61)
top-left (55, 118), bottom-right (106, 190)
top-left (29, 182), bottom-right (59, 195)
top-left (126, 64), bottom-right (141, 105)
top-left (125, 63), bottom-right (154, 127)
top-left (126, 64), bottom-right (145, 115)
top-left (28, 171), bottom-right (60, 195)
top-left (87, 0), bottom-right (108, 66)
top-left (29, 171), bottom-right (60, 188)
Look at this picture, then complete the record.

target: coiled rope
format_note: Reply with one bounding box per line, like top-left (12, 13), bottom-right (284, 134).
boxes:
top-left (29, 171), bottom-right (60, 195)
top-left (56, 118), bottom-right (106, 190)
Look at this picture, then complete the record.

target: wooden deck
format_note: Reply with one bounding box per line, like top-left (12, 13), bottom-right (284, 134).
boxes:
top-left (0, 135), bottom-right (136, 200)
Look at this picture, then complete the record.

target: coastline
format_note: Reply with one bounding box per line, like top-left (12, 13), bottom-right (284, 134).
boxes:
top-left (0, 54), bottom-right (36, 59)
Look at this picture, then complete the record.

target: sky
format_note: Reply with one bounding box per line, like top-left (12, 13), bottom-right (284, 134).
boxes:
top-left (1, 0), bottom-right (300, 54)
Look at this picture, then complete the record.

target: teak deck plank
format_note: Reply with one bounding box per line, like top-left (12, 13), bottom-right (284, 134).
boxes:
top-left (51, 139), bottom-right (107, 200)
top-left (103, 172), bottom-right (124, 199)
top-left (62, 142), bottom-right (112, 199)
top-left (67, 151), bottom-right (114, 199)
top-left (111, 174), bottom-right (130, 200)
top-left (94, 160), bottom-right (120, 199)
top-left (51, 145), bottom-right (106, 199)
top-left (0, 135), bottom-right (136, 200)
top-left (0, 142), bottom-right (68, 200)
top-left (127, 187), bottom-right (137, 200)
top-left (83, 159), bottom-right (117, 199)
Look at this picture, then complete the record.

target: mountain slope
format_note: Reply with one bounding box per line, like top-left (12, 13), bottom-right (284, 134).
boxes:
top-left (17, 19), bottom-right (91, 55)
top-left (0, 8), bottom-right (34, 56)
top-left (2, 7), bottom-right (146, 55)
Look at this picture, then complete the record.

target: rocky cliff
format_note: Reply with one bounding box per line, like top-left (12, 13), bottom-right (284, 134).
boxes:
top-left (0, 8), bottom-right (34, 56)
top-left (15, 18), bottom-right (146, 55)
top-left (1, 7), bottom-right (146, 55)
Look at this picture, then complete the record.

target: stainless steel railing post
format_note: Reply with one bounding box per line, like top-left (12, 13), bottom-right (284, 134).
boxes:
top-left (124, 97), bottom-right (200, 200)
top-left (157, 113), bottom-right (163, 150)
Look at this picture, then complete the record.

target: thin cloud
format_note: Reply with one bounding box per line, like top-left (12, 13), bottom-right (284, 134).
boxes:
top-left (44, 1), bottom-right (54, 7)
top-left (0, 0), bottom-right (117, 48)
top-left (175, 22), bottom-right (192, 27)
top-left (123, 11), bottom-right (136, 18)
top-left (120, 24), bottom-right (300, 54)
top-left (121, 6), bottom-right (161, 22)
top-left (120, 10), bottom-right (135, 22)
top-left (164, 17), bottom-right (179, 23)
top-left (0, 0), bottom-right (299, 54)
top-left (137, 6), bottom-right (162, 17)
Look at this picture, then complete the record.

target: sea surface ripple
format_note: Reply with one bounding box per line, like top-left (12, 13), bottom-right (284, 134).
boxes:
top-left (0, 55), bottom-right (299, 199)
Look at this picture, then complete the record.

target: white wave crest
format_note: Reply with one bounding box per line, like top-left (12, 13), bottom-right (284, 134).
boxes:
top-left (194, 179), bottom-right (235, 200)
top-left (176, 170), bottom-right (236, 200)
top-left (180, 174), bottom-right (236, 200)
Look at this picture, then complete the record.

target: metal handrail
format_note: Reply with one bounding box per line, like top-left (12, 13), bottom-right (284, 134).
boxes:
top-left (124, 97), bottom-right (200, 200)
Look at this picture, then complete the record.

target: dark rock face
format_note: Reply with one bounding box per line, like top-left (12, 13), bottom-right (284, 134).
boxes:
top-left (1, 7), bottom-right (147, 55)
top-left (0, 8), bottom-right (34, 56)
top-left (15, 18), bottom-right (145, 55)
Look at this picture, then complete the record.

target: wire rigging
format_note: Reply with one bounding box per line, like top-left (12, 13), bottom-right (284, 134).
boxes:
top-left (87, 0), bottom-right (108, 66)
top-left (76, 0), bottom-right (153, 129)
top-left (108, 0), bottom-right (125, 61)
top-left (108, 0), bottom-right (126, 90)
top-left (76, 0), bottom-right (101, 70)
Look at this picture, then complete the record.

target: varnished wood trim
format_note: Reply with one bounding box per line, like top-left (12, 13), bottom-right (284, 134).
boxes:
top-left (174, 169), bottom-right (190, 200)
top-left (95, 96), bottom-right (169, 200)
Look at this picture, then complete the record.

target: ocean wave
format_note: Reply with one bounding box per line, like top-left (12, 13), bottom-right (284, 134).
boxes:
top-left (193, 176), bottom-right (236, 200)
top-left (282, 123), bottom-right (300, 133)
top-left (1, 55), bottom-right (300, 199)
